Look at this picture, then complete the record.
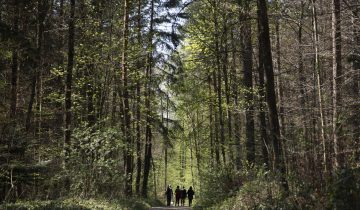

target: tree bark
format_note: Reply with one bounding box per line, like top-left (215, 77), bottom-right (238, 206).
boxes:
top-left (258, 51), bottom-right (269, 168)
top-left (208, 75), bottom-right (215, 166)
top-left (332, 0), bottom-right (343, 170)
top-left (213, 0), bottom-right (226, 165)
top-left (26, 0), bottom-right (48, 132)
top-left (350, 0), bottom-right (360, 161)
top-left (10, 0), bottom-right (19, 119)
top-left (231, 29), bottom-right (242, 169)
top-left (222, 14), bottom-right (234, 164)
top-left (122, 0), bottom-right (133, 196)
top-left (142, 0), bottom-right (155, 197)
top-left (240, 0), bottom-right (255, 165)
top-left (257, 0), bottom-right (288, 191)
top-left (275, 17), bottom-right (286, 144)
top-left (135, 0), bottom-right (143, 195)
top-left (297, 1), bottom-right (312, 173)
top-left (63, 0), bottom-right (75, 191)
top-left (212, 71), bottom-right (221, 165)
top-left (311, 0), bottom-right (329, 173)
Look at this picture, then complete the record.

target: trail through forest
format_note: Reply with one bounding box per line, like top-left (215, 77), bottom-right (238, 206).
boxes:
top-left (1, 0), bottom-right (360, 209)
top-left (151, 207), bottom-right (192, 210)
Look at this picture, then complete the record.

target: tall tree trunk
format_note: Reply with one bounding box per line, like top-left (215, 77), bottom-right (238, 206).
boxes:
top-left (257, 49), bottom-right (269, 168)
top-left (122, 0), bottom-right (133, 196)
top-left (231, 29), bottom-right (242, 169)
top-left (275, 18), bottom-right (286, 143)
top-left (164, 98), bottom-right (170, 192)
top-left (195, 110), bottom-right (202, 185)
top-left (213, 0), bottom-right (226, 164)
top-left (110, 21), bottom-right (117, 123)
top-left (297, 1), bottom-right (311, 173)
top-left (222, 15), bottom-right (233, 163)
top-left (142, 0), bottom-right (155, 197)
top-left (257, 0), bottom-right (288, 191)
top-left (311, 0), bottom-right (329, 173)
top-left (135, 0), bottom-right (143, 195)
top-left (189, 117), bottom-right (195, 188)
top-left (332, 0), bottom-right (343, 170)
top-left (35, 3), bottom-right (48, 189)
top-left (274, 17), bottom-right (289, 174)
top-left (180, 123), bottom-right (186, 181)
top-left (27, 0), bottom-right (48, 132)
top-left (208, 75), bottom-right (215, 166)
top-left (350, 0), bottom-right (360, 160)
top-left (64, 0), bottom-right (75, 190)
top-left (240, 0), bottom-right (255, 165)
top-left (212, 71), bottom-right (221, 165)
top-left (10, 0), bottom-right (19, 119)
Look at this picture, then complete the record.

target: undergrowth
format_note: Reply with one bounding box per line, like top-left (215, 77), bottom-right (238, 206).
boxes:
top-left (0, 197), bottom-right (161, 210)
top-left (196, 166), bottom-right (360, 210)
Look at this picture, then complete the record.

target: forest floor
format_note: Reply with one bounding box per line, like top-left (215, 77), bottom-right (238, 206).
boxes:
top-left (151, 207), bottom-right (192, 210)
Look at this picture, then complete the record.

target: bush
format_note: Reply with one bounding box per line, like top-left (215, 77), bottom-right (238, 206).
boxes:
top-left (329, 167), bottom-right (360, 210)
top-left (68, 123), bottom-right (125, 198)
top-left (211, 165), bottom-right (289, 210)
top-left (204, 166), bottom-right (360, 209)
top-left (199, 165), bottom-right (241, 206)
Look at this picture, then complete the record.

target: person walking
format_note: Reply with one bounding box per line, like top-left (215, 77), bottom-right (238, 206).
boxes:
top-left (165, 185), bottom-right (173, 206)
top-left (181, 186), bottom-right (187, 206)
top-left (187, 186), bottom-right (195, 206)
top-left (175, 186), bottom-right (181, 206)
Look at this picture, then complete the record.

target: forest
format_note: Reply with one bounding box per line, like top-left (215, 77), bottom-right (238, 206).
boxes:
top-left (0, 0), bottom-right (359, 209)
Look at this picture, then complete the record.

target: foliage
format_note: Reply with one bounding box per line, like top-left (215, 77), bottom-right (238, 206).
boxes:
top-left (199, 165), bottom-right (241, 206)
top-left (329, 168), bottom-right (360, 209)
top-left (203, 166), bottom-right (360, 209)
top-left (67, 122), bottom-right (124, 198)
top-left (0, 197), bottom-right (157, 210)
top-left (204, 165), bottom-right (296, 209)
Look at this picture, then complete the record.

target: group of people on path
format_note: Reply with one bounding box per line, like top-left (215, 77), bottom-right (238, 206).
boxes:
top-left (165, 185), bottom-right (195, 207)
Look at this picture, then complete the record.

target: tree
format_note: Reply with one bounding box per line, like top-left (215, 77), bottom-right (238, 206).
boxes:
top-left (135, 0), bottom-right (143, 196)
top-left (64, 0), bottom-right (75, 183)
top-left (121, 0), bottom-right (133, 196)
top-left (257, 0), bottom-right (288, 191)
top-left (311, 0), bottom-right (329, 173)
top-left (349, 0), bottom-right (360, 161)
top-left (332, 0), bottom-right (343, 170)
top-left (9, 0), bottom-right (19, 119)
top-left (239, 0), bottom-right (255, 165)
top-left (142, 0), bottom-right (155, 198)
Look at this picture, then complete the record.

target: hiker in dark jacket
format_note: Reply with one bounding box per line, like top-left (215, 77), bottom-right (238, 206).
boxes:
top-left (181, 186), bottom-right (187, 206)
top-left (187, 186), bottom-right (195, 206)
top-left (175, 186), bottom-right (181, 206)
top-left (165, 185), bottom-right (173, 206)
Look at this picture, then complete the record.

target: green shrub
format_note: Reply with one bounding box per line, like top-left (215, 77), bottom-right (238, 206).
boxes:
top-left (329, 167), bottom-right (360, 210)
top-left (199, 165), bottom-right (241, 206)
